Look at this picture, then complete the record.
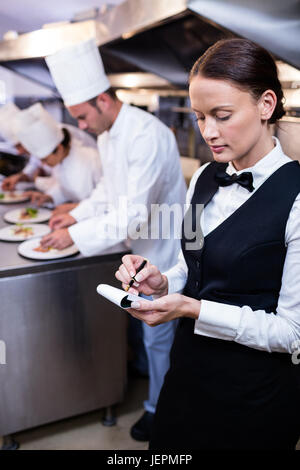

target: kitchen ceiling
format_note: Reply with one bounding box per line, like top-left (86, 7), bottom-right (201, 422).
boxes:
top-left (0, 0), bottom-right (299, 94)
top-left (0, 0), bottom-right (124, 38)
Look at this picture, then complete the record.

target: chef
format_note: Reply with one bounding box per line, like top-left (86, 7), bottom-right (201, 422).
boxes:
top-left (13, 102), bottom-right (101, 207)
top-left (0, 102), bottom-right (98, 194)
top-left (43, 38), bottom-right (187, 441)
top-left (0, 102), bottom-right (43, 189)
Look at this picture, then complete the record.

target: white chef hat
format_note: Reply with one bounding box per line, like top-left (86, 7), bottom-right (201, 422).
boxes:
top-left (45, 38), bottom-right (111, 106)
top-left (14, 103), bottom-right (64, 159)
top-left (0, 102), bottom-right (21, 144)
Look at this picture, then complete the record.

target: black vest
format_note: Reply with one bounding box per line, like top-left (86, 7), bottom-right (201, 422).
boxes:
top-left (182, 160), bottom-right (300, 313)
top-left (150, 160), bottom-right (300, 451)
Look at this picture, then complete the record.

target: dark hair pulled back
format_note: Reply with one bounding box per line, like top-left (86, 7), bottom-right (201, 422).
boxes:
top-left (53, 127), bottom-right (71, 154)
top-left (190, 39), bottom-right (285, 124)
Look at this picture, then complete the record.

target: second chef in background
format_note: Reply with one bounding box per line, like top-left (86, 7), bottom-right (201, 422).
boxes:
top-left (43, 38), bottom-right (187, 441)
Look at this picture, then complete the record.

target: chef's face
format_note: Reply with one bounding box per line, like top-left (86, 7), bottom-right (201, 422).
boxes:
top-left (68, 99), bottom-right (111, 136)
top-left (189, 75), bottom-right (275, 170)
top-left (42, 145), bottom-right (64, 167)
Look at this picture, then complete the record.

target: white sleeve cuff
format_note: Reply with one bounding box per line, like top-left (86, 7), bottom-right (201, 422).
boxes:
top-left (194, 299), bottom-right (242, 341)
top-left (166, 271), bottom-right (185, 294)
top-left (46, 186), bottom-right (65, 206)
top-left (70, 200), bottom-right (94, 222)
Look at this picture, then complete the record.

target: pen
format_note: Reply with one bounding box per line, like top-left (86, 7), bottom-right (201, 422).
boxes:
top-left (125, 258), bottom-right (148, 292)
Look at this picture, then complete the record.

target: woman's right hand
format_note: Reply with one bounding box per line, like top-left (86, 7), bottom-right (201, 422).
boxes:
top-left (115, 254), bottom-right (169, 298)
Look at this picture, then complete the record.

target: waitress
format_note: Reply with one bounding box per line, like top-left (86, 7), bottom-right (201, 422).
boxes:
top-left (116, 38), bottom-right (300, 450)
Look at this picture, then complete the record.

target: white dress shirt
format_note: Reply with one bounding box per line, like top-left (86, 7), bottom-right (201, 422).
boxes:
top-left (69, 103), bottom-right (187, 270)
top-left (165, 138), bottom-right (300, 354)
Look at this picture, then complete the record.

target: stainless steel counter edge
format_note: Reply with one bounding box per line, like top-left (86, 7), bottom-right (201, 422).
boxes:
top-left (0, 251), bottom-right (130, 278)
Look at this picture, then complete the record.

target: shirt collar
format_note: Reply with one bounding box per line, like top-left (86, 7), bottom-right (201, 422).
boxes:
top-left (227, 137), bottom-right (288, 183)
top-left (108, 103), bottom-right (128, 138)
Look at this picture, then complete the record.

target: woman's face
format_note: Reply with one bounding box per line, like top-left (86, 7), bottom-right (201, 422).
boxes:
top-left (42, 145), bottom-right (65, 167)
top-left (189, 75), bottom-right (273, 170)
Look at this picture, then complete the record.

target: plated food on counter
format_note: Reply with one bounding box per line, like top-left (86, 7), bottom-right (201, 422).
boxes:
top-left (18, 237), bottom-right (79, 260)
top-left (19, 207), bottom-right (38, 220)
top-left (3, 207), bottom-right (52, 224)
top-left (0, 191), bottom-right (29, 204)
top-left (0, 223), bottom-right (51, 242)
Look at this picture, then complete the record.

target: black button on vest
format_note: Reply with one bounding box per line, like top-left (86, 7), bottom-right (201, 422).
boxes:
top-left (181, 160), bottom-right (300, 313)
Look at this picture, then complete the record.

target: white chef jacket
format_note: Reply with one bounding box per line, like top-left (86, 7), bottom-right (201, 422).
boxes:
top-left (41, 137), bottom-right (101, 206)
top-left (69, 103), bottom-right (187, 270)
top-left (165, 137), bottom-right (300, 354)
top-left (22, 123), bottom-right (97, 179)
top-left (0, 141), bottom-right (19, 155)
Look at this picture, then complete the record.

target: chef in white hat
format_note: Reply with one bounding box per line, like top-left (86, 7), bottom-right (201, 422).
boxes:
top-left (44, 38), bottom-right (186, 442)
top-left (14, 102), bottom-right (101, 207)
top-left (1, 101), bottom-right (99, 197)
top-left (0, 102), bottom-right (21, 147)
top-left (0, 102), bottom-right (41, 190)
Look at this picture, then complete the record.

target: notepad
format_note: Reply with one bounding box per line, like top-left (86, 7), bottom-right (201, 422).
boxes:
top-left (96, 284), bottom-right (143, 309)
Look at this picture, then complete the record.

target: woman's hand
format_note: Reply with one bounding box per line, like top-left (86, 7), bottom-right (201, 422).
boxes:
top-left (127, 294), bottom-right (201, 326)
top-left (115, 254), bottom-right (168, 297)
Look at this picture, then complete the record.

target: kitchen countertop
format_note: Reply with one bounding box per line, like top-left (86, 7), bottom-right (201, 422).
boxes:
top-left (0, 201), bottom-right (126, 278)
top-left (0, 199), bottom-right (129, 438)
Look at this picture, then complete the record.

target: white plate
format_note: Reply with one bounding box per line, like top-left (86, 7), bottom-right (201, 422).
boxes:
top-left (0, 223), bottom-right (51, 242)
top-left (3, 207), bottom-right (52, 224)
top-left (18, 237), bottom-right (79, 260)
top-left (0, 191), bottom-right (29, 204)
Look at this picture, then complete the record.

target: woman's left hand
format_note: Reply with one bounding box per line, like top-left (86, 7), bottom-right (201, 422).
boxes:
top-left (128, 293), bottom-right (201, 327)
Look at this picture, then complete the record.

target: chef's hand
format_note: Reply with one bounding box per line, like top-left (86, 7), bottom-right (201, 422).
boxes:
top-left (127, 294), bottom-right (201, 327)
top-left (2, 173), bottom-right (23, 191)
top-left (40, 229), bottom-right (73, 250)
top-left (49, 213), bottom-right (76, 231)
top-left (23, 191), bottom-right (53, 206)
top-left (52, 203), bottom-right (78, 217)
top-left (115, 254), bottom-right (169, 297)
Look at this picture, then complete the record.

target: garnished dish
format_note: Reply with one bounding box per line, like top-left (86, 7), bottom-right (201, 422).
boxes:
top-left (18, 237), bottom-right (79, 260)
top-left (0, 191), bottom-right (16, 199)
top-left (0, 191), bottom-right (29, 204)
top-left (12, 224), bottom-right (34, 238)
top-left (33, 244), bottom-right (58, 253)
top-left (19, 207), bottom-right (38, 220)
top-left (3, 207), bottom-right (52, 224)
top-left (0, 223), bottom-right (50, 242)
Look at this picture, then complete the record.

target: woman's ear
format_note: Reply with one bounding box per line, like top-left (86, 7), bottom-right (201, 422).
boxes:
top-left (259, 89), bottom-right (277, 122)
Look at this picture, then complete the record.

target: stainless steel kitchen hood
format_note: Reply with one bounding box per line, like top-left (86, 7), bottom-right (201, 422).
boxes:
top-left (0, 0), bottom-right (299, 89)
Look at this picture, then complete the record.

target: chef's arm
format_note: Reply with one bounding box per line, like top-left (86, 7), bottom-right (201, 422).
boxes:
top-left (68, 134), bottom-right (164, 256)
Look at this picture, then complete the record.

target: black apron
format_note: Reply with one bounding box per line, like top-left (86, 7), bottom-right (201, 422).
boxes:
top-left (150, 161), bottom-right (300, 450)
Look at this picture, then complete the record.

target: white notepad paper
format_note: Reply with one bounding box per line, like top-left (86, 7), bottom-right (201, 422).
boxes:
top-left (96, 284), bottom-right (143, 309)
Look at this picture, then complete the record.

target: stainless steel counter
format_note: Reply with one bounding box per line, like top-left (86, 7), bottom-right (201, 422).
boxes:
top-left (0, 202), bottom-right (129, 436)
top-left (0, 202), bottom-right (83, 277)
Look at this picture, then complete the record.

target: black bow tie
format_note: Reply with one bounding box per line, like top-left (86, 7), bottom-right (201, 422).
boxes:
top-left (215, 170), bottom-right (255, 192)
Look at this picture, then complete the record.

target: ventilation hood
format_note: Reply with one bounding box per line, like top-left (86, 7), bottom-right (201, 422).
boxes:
top-left (0, 0), bottom-right (299, 91)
